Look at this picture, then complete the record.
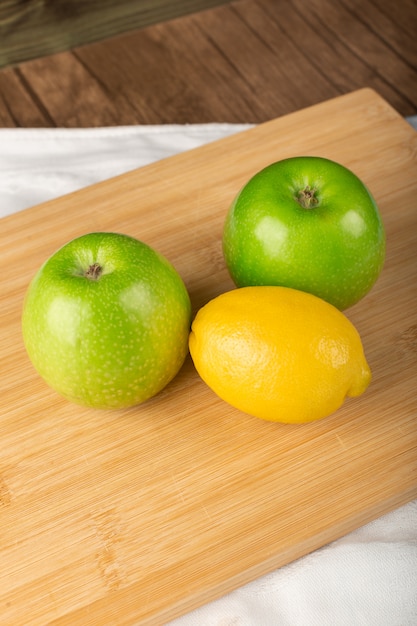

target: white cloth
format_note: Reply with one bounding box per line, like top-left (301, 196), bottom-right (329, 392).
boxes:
top-left (0, 124), bottom-right (253, 217)
top-left (1, 123), bottom-right (416, 626)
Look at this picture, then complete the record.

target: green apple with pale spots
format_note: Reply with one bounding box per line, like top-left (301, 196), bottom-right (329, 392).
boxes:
top-left (22, 232), bottom-right (191, 409)
top-left (222, 156), bottom-right (386, 310)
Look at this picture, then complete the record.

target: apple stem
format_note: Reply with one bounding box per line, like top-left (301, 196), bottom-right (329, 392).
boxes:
top-left (296, 186), bottom-right (319, 209)
top-left (85, 263), bottom-right (103, 280)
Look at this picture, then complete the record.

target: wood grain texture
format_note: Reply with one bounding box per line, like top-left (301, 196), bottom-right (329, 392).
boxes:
top-left (0, 0), bottom-right (231, 68)
top-left (0, 0), bottom-right (416, 127)
top-left (0, 89), bottom-right (416, 625)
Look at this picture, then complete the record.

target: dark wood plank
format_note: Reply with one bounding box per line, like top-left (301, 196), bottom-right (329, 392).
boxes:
top-left (0, 0), bottom-right (415, 128)
top-left (0, 67), bottom-right (52, 126)
top-left (265, 0), bottom-right (417, 117)
top-left (293, 0), bottom-right (417, 112)
top-left (0, 0), bottom-right (231, 68)
top-left (204, 0), bottom-right (340, 113)
top-left (74, 16), bottom-right (260, 124)
top-left (369, 0), bottom-right (417, 47)
top-left (15, 53), bottom-right (138, 127)
top-left (73, 7), bottom-right (276, 124)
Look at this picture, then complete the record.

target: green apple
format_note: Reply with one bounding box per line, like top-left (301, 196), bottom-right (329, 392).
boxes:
top-left (22, 232), bottom-right (191, 409)
top-left (222, 156), bottom-right (385, 310)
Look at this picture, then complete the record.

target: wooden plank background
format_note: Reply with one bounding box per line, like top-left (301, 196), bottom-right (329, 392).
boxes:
top-left (0, 0), bottom-right (416, 128)
top-left (0, 0), bottom-right (231, 68)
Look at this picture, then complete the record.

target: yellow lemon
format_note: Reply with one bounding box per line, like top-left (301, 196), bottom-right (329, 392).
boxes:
top-left (189, 286), bottom-right (371, 423)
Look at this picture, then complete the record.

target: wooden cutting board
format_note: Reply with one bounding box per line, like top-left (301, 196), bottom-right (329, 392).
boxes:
top-left (1, 88), bottom-right (416, 625)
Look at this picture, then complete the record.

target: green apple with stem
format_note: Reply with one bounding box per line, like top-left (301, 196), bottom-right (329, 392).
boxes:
top-left (222, 156), bottom-right (386, 310)
top-left (22, 232), bottom-right (191, 409)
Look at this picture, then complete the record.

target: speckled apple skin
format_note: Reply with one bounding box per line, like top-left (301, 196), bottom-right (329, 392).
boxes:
top-left (223, 156), bottom-right (386, 310)
top-left (22, 232), bottom-right (191, 409)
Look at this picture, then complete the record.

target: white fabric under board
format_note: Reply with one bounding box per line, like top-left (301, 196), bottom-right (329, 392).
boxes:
top-left (0, 124), bottom-right (253, 217)
top-left (1, 121), bottom-right (416, 626)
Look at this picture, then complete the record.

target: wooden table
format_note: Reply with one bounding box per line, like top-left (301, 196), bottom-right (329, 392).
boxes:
top-left (0, 0), bottom-right (416, 127)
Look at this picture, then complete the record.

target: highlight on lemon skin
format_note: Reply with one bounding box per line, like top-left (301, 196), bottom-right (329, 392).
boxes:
top-left (188, 286), bottom-right (372, 424)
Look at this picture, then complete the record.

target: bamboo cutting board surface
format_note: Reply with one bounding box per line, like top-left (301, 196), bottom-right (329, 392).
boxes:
top-left (1, 88), bottom-right (416, 625)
